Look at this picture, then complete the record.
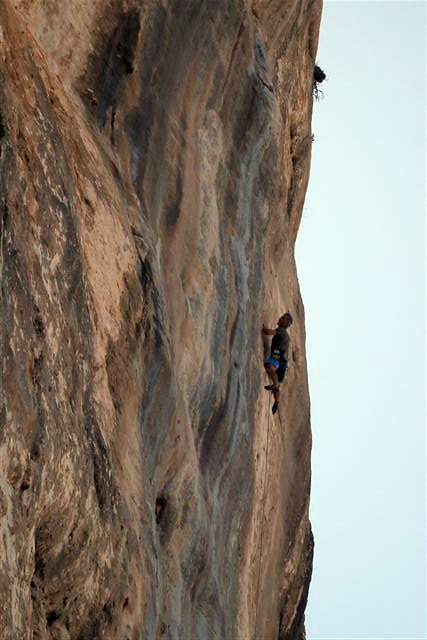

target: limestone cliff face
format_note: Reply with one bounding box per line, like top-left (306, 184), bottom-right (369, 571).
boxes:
top-left (0, 1), bottom-right (321, 638)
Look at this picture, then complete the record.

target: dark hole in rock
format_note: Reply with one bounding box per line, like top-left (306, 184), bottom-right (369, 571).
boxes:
top-left (0, 113), bottom-right (5, 140)
top-left (20, 480), bottom-right (30, 491)
top-left (123, 597), bottom-right (129, 609)
top-left (30, 442), bottom-right (40, 461)
top-left (102, 601), bottom-right (113, 623)
top-left (138, 257), bottom-right (152, 297)
top-left (160, 622), bottom-right (167, 635)
top-left (33, 353), bottom-right (44, 371)
top-left (33, 316), bottom-right (45, 337)
top-left (47, 610), bottom-right (59, 626)
top-left (155, 497), bottom-right (167, 524)
top-left (135, 318), bottom-right (143, 338)
top-left (1, 202), bottom-right (8, 227)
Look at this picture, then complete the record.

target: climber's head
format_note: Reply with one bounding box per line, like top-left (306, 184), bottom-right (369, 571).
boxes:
top-left (278, 312), bottom-right (293, 328)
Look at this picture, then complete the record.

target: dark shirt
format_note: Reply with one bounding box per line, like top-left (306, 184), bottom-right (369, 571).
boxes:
top-left (271, 326), bottom-right (290, 361)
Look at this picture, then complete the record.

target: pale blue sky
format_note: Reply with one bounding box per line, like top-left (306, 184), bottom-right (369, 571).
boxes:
top-left (296, 1), bottom-right (425, 638)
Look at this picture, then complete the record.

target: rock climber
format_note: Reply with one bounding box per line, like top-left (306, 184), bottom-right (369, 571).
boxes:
top-left (262, 312), bottom-right (293, 414)
top-left (313, 64), bottom-right (326, 101)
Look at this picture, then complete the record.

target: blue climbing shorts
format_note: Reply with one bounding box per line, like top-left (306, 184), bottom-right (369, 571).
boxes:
top-left (264, 357), bottom-right (280, 369)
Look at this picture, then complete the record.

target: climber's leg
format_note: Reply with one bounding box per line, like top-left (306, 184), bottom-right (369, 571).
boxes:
top-left (264, 361), bottom-right (280, 391)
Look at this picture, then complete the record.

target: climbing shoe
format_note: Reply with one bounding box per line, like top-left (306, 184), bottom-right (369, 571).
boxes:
top-left (264, 384), bottom-right (279, 392)
top-left (272, 400), bottom-right (279, 415)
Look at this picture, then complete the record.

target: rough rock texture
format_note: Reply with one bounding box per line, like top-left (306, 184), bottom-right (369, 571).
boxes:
top-left (0, 0), bottom-right (321, 638)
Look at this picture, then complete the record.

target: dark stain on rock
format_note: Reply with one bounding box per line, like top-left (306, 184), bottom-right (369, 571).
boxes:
top-left (135, 256), bottom-right (165, 350)
top-left (31, 353), bottom-right (44, 387)
top-left (124, 5), bottom-right (168, 191)
top-left (91, 434), bottom-right (112, 513)
top-left (198, 371), bottom-right (232, 474)
top-left (85, 406), bottom-right (115, 515)
top-left (138, 256), bottom-right (153, 299)
top-left (135, 317), bottom-right (143, 338)
top-left (155, 493), bottom-right (177, 547)
top-left (165, 169), bottom-right (183, 226)
top-left (110, 107), bottom-right (117, 146)
top-left (33, 313), bottom-right (45, 338)
top-left (94, 9), bottom-right (141, 129)
top-left (0, 488), bottom-right (7, 518)
top-left (0, 111), bottom-right (5, 140)
top-left (1, 200), bottom-right (8, 234)
top-left (34, 527), bottom-right (47, 581)
top-left (155, 496), bottom-right (167, 524)
top-left (232, 79), bottom-right (258, 151)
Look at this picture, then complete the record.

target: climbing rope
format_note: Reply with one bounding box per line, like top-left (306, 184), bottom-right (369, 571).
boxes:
top-left (254, 392), bottom-right (273, 639)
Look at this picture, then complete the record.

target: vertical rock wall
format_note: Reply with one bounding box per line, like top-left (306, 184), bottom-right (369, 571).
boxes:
top-left (0, 0), bottom-right (321, 638)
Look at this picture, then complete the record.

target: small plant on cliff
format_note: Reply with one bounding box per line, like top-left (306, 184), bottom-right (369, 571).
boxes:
top-left (313, 64), bottom-right (327, 101)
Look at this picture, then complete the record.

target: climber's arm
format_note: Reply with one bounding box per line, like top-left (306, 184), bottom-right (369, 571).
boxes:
top-left (262, 325), bottom-right (276, 336)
